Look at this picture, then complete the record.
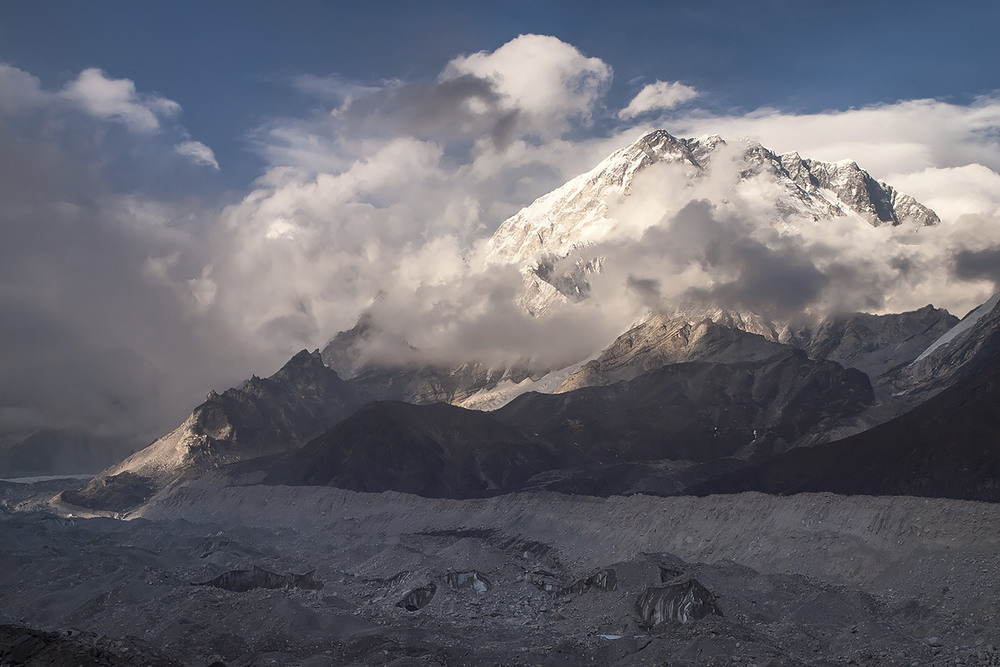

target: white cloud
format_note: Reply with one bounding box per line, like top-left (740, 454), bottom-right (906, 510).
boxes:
top-left (61, 67), bottom-right (180, 133)
top-left (0, 61), bottom-right (238, 445)
top-left (618, 80), bottom-right (698, 119)
top-left (887, 164), bottom-right (1000, 220)
top-left (443, 34), bottom-right (612, 137)
top-left (206, 136), bottom-right (455, 346)
top-left (671, 97), bottom-right (1000, 179)
top-left (291, 73), bottom-right (382, 104)
top-left (0, 64), bottom-right (49, 114)
top-left (0, 62), bottom-right (221, 178)
top-left (175, 140), bottom-right (220, 170)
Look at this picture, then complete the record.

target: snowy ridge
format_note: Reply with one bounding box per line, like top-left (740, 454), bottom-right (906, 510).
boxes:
top-left (914, 293), bottom-right (1000, 363)
top-left (485, 130), bottom-right (718, 266)
top-left (456, 356), bottom-right (595, 411)
top-left (486, 130), bottom-right (940, 274)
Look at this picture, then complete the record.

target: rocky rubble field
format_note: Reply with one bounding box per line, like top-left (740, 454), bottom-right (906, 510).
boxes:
top-left (2, 478), bottom-right (1000, 665)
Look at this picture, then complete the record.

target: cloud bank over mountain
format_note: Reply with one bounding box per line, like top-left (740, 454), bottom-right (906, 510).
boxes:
top-left (3, 34), bottom-right (1000, 446)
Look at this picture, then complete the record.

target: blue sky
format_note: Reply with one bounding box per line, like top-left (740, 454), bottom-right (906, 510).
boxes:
top-left (3, 0), bottom-right (998, 192)
top-left (2, 1), bottom-right (1000, 446)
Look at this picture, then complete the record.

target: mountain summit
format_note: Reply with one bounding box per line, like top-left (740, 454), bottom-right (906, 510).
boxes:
top-left (486, 130), bottom-right (939, 269)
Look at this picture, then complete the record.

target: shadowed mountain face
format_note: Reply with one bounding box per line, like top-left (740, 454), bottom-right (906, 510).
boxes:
top-left (781, 306), bottom-right (959, 384)
top-left (184, 349), bottom-right (371, 463)
top-left (265, 401), bottom-right (557, 498)
top-left (182, 350), bottom-right (367, 462)
top-left (495, 349), bottom-right (873, 464)
top-left (271, 307), bottom-right (1000, 503)
top-left (687, 325), bottom-right (1000, 501)
top-left (257, 349), bottom-right (873, 499)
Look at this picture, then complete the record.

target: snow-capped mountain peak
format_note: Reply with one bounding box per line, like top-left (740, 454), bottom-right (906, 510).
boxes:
top-left (484, 130), bottom-right (723, 266)
top-left (485, 129), bottom-right (940, 273)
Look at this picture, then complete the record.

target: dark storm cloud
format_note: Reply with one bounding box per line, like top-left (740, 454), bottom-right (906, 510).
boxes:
top-left (580, 198), bottom-right (926, 319)
top-left (953, 248), bottom-right (1000, 287)
top-left (599, 201), bottom-right (828, 316)
top-left (693, 238), bottom-right (829, 316)
top-left (335, 74), bottom-right (514, 146)
top-left (625, 275), bottom-right (662, 306)
top-left (0, 71), bottom-right (240, 445)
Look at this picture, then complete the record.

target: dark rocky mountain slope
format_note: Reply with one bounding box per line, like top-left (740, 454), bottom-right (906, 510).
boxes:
top-left (495, 348), bottom-right (873, 464)
top-left (253, 348), bottom-right (873, 499)
top-left (686, 322), bottom-right (1000, 501)
top-left (265, 401), bottom-right (557, 498)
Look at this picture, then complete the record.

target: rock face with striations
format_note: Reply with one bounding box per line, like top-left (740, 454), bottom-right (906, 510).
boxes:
top-left (636, 577), bottom-right (724, 627)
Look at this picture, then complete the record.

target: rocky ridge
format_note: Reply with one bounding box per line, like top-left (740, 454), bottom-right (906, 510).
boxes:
top-left (63, 350), bottom-right (369, 512)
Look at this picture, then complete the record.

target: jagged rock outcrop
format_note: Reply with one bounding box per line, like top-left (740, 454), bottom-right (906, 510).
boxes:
top-left (396, 583), bottom-right (436, 611)
top-left (888, 293), bottom-right (1000, 395)
top-left (558, 305), bottom-right (958, 396)
top-left (557, 315), bottom-right (791, 392)
top-left (321, 313), bottom-right (544, 405)
top-left (780, 154), bottom-right (940, 227)
top-left (64, 350), bottom-right (370, 512)
top-left (781, 305), bottom-right (958, 383)
top-left (557, 568), bottom-right (618, 597)
top-left (635, 577), bottom-right (723, 627)
top-left (485, 131), bottom-right (720, 266)
top-left (529, 567), bottom-right (619, 597)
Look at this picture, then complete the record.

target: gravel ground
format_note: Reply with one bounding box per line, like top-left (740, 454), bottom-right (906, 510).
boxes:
top-left (2, 478), bottom-right (1000, 665)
